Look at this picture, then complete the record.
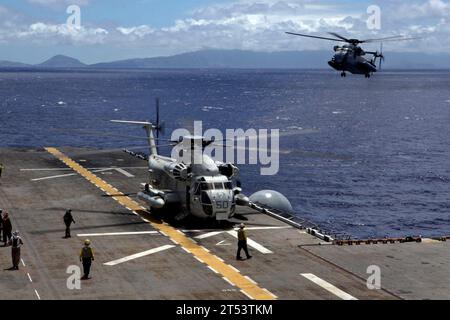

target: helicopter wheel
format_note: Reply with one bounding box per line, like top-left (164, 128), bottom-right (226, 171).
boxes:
top-left (365, 74), bottom-right (371, 78)
top-left (340, 72), bottom-right (346, 78)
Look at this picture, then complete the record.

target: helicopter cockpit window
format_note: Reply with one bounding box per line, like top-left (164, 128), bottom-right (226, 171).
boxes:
top-left (193, 183), bottom-right (201, 195)
top-left (224, 182), bottom-right (233, 190)
top-left (214, 182), bottom-right (223, 190)
top-left (200, 183), bottom-right (214, 191)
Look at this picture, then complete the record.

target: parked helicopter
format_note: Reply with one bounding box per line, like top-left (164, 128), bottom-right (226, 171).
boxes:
top-left (112, 99), bottom-right (293, 222)
top-left (286, 31), bottom-right (415, 78)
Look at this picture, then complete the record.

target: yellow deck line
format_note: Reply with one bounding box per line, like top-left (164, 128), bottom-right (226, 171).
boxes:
top-left (45, 147), bottom-right (275, 300)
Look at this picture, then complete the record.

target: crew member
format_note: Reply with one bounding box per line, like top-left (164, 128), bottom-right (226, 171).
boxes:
top-left (63, 209), bottom-right (76, 238)
top-left (2, 212), bottom-right (12, 246)
top-left (80, 239), bottom-right (95, 280)
top-left (236, 223), bottom-right (252, 261)
top-left (9, 231), bottom-right (23, 270)
top-left (0, 163), bottom-right (4, 180)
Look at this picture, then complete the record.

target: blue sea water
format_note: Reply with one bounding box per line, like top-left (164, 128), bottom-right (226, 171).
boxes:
top-left (1, 68), bottom-right (450, 239)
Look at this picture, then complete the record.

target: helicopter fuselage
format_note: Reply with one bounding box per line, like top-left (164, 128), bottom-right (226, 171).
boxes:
top-left (141, 152), bottom-right (237, 221)
top-left (328, 45), bottom-right (377, 75)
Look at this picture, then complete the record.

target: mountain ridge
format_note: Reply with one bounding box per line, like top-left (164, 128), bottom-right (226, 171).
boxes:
top-left (1, 50), bottom-right (450, 70)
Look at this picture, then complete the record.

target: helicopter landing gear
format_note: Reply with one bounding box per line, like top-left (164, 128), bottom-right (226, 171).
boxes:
top-left (340, 72), bottom-right (346, 78)
top-left (365, 74), bottom-right (371, 78)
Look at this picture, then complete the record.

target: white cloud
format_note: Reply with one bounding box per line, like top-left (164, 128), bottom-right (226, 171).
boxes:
top-left (13, 22), bottom-right (108, 45)
top-left (2, 0), bottom-right (450, 57)
top-left (117, 25), bottom-right (154, 38)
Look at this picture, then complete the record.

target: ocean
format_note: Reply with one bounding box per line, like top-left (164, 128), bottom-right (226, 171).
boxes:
top-left (1, 68), bottom-right (450, 239)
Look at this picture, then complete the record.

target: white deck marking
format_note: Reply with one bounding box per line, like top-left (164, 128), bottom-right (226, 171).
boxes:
top-left (194, 231), bottom-right (224, 239)
top-left (114, 168), bottom-right (135, 177)
top-left (193, 226), bottom-right (291, 240)
top-left (104, 245), bottom-right (175, 266)
top-left (77, 231), bottom-right (159, 237)
top-left (243, 226), bottom-right (292, 231)
top-left (181, 247), bottom-right (191, 254)
top-left (31, 172), bottom-right (78, 181)
top-left (34, 290), bottom-right (41, 300)
top-left (227, 231), bottom-right (273, 254)
top-left (21, 259), bottom-right (26, 267)
top-left (189, 226), bottom-right (290, 234)
top-left (228, 265), bottom-right (240, 273)
top-left (222, 277), bottom-right (235, 287)
top-left (27, 273), bottom-right (33, 283)
top-left (208, 266), bottom-right (219, 274)
top-left (301, 273), bottom-right (358, 300)
top-left (216, 240), bottom-right (231, 246)
top-left (240, 289), bottom-right (255, 300)
top-left (194, 256), bottom-right (205, 264)
top-left (31, 169), bottom-right (111, 181)
top-left (263, 288), bottom-right (278, 299)
top-left (244, 276), bottom-right (257, 285)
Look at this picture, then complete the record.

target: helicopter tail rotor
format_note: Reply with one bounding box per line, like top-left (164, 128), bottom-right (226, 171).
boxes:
top-left (377, 43), bottom-right (385, 70)
top-left (370, 43), bottom-right (384, 71)
top-left (154, 98), bottom-right (165, 139)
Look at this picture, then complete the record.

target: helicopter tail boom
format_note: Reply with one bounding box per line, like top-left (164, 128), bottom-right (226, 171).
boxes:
top-left (111, 120), bottom-right (158, 156)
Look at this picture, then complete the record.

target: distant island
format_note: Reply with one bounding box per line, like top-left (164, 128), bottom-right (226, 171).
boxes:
top-left (1, 50), bottom-right (450, 70)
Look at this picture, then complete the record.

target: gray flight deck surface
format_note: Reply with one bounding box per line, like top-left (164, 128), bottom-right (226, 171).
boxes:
top-left (0, 148), bottom-right (447, 300)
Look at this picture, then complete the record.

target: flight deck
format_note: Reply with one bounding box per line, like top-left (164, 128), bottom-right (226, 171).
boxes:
top-left (0, 148), bottom-right (448, 300)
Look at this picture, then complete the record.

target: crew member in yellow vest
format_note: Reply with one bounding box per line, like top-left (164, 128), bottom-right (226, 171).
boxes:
top-left (80, 239), bottom-right (95, 280)
top-left (236, 223), bottom-right (252, 260)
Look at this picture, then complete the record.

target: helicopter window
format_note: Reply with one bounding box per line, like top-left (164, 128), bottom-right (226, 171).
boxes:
top-left (224, 182), bottom-right (233, 190)
top-left (193, 183), bottom-right (201, 195)
top-left (214, 182), bottom-right (223, 189)
top-left (201, 192), bottom-right (212, 205)
top-left (200, 183), bottom-right (214, 190)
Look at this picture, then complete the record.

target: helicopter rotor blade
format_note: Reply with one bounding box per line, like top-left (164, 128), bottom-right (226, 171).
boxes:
top-left (364, 36), bottom-right (420, 43)
top-left (285, 32), bottom-right (346, 42)
top-left (210, 128), bottom-right (319, 156)
top-left (328, 32), bottom-right (352, 42)
top-left (49, 128), bottom-right (172, 141)
top-left (56, 146), bottom-right (149, 157)
top-left (379, 36), bottom-right (421, 42)
top-left (362, 35), bottom-right (405, 43)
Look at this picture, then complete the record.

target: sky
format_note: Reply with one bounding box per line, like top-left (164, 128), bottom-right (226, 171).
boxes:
top-left (0, 0), bottom-right (449, 64)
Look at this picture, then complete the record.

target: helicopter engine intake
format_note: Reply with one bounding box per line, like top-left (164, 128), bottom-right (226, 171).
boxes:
top-left (218, 163), bottom-right (239, 178)
top-left (164, 162), bottom-right (189, 181)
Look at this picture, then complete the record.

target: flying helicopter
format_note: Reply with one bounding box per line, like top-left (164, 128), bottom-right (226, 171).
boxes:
top-left (286, 31), bottom-right (415, 78)
top-left (111, 99), bottom-right (293, 222)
